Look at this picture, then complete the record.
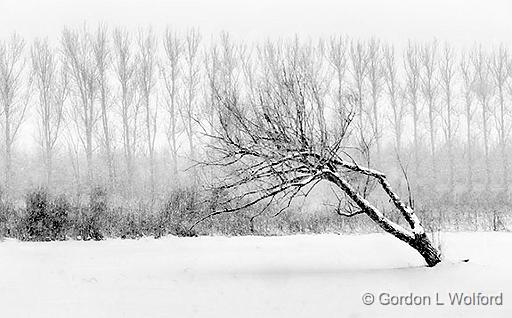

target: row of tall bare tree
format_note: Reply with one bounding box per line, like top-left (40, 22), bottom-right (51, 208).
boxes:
top-left (1, 28), bottom-right (511, 200)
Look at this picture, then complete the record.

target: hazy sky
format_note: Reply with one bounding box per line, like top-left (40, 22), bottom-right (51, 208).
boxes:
top-left (1, 0), bottom-right (512, 48)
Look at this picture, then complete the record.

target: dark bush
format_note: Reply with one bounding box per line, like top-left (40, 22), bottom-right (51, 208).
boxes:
top-left (77, 187), bottom-right (106, 240)
top-left (23, 188), bottom-right (70, 241)
top-left (0, 196), bottom-right (21, 238)
top-left (24, 189), bottom-right (50, 240)
top-left (122, 211), bottom-right (144, 239)
top-left (157, 187), bottom-right (200, 237)
top-left (50, 195), bottom-right (71, 239)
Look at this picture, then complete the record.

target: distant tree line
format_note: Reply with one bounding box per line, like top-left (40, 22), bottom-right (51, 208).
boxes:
top-left (1, 27), bottom-right (512, 203)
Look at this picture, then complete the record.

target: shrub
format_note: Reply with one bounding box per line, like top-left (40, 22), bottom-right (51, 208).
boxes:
top-left (50, 195), bottom-right (71, 239)
top-left (0, 197), bottom-right (21, 238)
top-left (23, 188), bottom-right (70, 241)
top-left (157, 187), bottom-right (200, 237)
top-left (76, 187), bottom-right (106, 241)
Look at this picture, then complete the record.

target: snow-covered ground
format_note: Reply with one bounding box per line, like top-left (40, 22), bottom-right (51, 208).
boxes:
top-left (0, 232), bottom-right (510, 318)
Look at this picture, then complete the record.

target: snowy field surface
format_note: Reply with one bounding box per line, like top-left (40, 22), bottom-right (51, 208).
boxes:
top-left (0, 232), bottom-right (511, 318)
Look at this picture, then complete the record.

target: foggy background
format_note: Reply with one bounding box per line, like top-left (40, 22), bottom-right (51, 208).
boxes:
top-left (1, 0), bottom-right (512, 46)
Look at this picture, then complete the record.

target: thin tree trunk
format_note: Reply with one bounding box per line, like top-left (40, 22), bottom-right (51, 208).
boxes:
top-left (170, 112), bottom-right (178, 177)
top-left (371, 94), bottom-right (380, 158)
top-left (466, 103), bottom-right (473, 192)
top-left (447, 94), bottom-right (454, 198)
top-left (187, 103), bottom-right (196, 173)
top-left (100, 89), bottom-right (115, 188)
top-left (358, 84), bottom-right (364, 139)
top-left (482, 98), bottom-right (491, 191)
top-left (498, 86), bottom-right (508, 193)
top-left (4, 109), bottom-right (13, 193)
top-left (85, 125), bottom-right (93, 189)
top-left (94, 26), bottom-right (116, 189)
top-left (4, 141), bottom-right (12, 193)
top-left (183, 29), bottom-right (201, 183)
top-left (145, 97), bottom-right (156, 200)
top-left (412, 100), bottom-right (420, 184)
top-left (114, 28), bottom-right (136, 196)
top-left (428, 100), bottom-right (436, 186)
top-left (391, 96), bottom-right (402, 154)
top-left (4, 107), bottom-right (12, 193)
top-left (121, 91), bottom-right (133, 191)
top-left (45, 149), bottom-right (52, 188)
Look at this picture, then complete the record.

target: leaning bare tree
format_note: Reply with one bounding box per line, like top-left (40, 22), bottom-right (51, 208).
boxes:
top-left (196, 40), bottom-right (441, 267)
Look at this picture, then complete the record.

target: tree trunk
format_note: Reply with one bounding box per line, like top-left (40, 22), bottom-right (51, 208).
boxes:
top-left (186, 102), bottom-right (197, 183)
top-left (428, 100), bottom-right (436, 186)
top-left (85, 125), bottom-right (93, 190)
top-left (408, 232), bottom-right (442, 267)
top-left (465, 98), bottom-right (473, 193)
top-left (372, 94), bottom-right (381, 160)
top-left (325, 170), bottom-right (441, 267)
top-left (391, 99), bottom-right (402, 154)
top-left (358, 84), bottom-right (364, 139)
top-left (482, 99), bottom-right (490, 191)
top-left (447, 95), bottom-right (454, 199)
top-left (45, 149), bottom-right (52, 188)
top-left (146, 109), bottom-right (155, 200)
top-left (412, 100), bottom-right (420, 189)
top-left (4, 109), bottom-right (12, 193)
top-left (498, 88), bottom-right (508, 193)
top-left (4, 144), bottom-right (12, 193)
top-left (101, 99), bottom-right (115, 188)
top-left (122, 107), bottom-right (133, 191)
top-left (171, 120), bottom-right (178, 177)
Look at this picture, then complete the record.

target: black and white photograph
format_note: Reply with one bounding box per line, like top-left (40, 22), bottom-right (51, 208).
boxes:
top-left (0, 0), bottom-right (511, 317)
